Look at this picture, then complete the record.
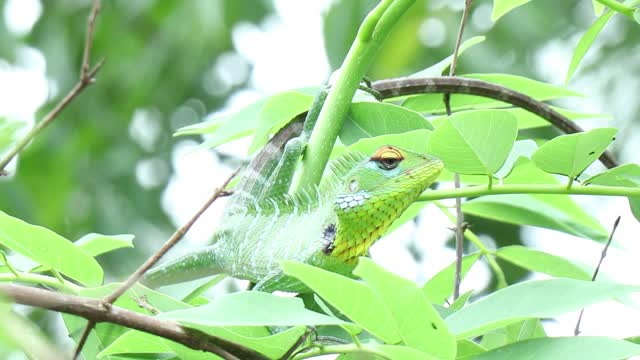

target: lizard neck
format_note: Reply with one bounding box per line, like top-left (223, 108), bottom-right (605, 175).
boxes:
top-left (325, 187), bottom-right (422, 263)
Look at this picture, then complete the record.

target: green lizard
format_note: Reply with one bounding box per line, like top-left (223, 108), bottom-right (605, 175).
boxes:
top-left (145, 144), bottom-right (443, 292)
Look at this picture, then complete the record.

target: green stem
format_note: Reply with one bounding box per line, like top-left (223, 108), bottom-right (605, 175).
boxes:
top-left (418, 184), bottom-right (640, 202)
top-left (0, 251), bottom-right (19, 277)
top-left (595, 0), bottom-right (636, 17)
top-left (51, 269), bottom-right (66, 285)
top-left (294, 0), bottom-right (417, 190)
top-left (292, 344), bottom-right (390, 360)
top-left (0, 273), bottom-right (81, 293)
top-left (435, 202), bottom-right (508, 289)
top-left (566, 177), bottom-right (574, 190)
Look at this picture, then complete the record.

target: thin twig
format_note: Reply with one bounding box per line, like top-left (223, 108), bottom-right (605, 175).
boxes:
top-left (0, 284), bottom-right (266, 360)
top-left (448, 0), bottom-right (472, 78)
top-left (0, 0), bottom-right (105, 172)
top-left (81, 0), bottom-right (101, 79)
top-left (104, 168), bottom-right (239, 305)
top-left (574, 216), bottom-right (621, 336)
top-left (453, 174), bottom-right (464, 300)
top-left (72, 321), bottom-right (95, 360)
top-left (446, 0), bottom-right (473, 301)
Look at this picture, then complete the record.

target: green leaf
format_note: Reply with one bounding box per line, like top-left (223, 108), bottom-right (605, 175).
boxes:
top-left (491, 0), bottom-right (532, 21)
top-left (402, 73), bottom-right (580, 113)
top-left (339, 102), bottom-right (433, 146)
top-left (175, 97), bottom-right (267, 139)
top-left (456, 339), bottom-right (487, 360)
top-left (373, 344), bottom-right (442, 360)
top-left (635, 9), bottom-right (640, 24)
top-left (354, 258), bottom-right (456, 359)
top-left (464, 193), bottom-right (610, 241)
top-left (566, 11), bottom-right (616, 84)
top-left (158, 290), bottom-right (347, 327)
top-left (426, 110), bottom-right (517, 176)
top-left (592, 0), bottom-right (605, 16)
top-left (248, 91), bottom-right (314, 153)
top-left (346, 129), bottom-right (431, 155)
top-left (473, 336), bottom-right (640, 360)
top-left (411, 36), bottom-right (486, 77)
top-left (532, 128), bottom-right (617, 179)
top-left (0, 211), bottom-right (103, 286)
top-left (450, 290), bottom-right (474, 311)
top-left (176, 88), bottom-right (317, 150)
top-left (463, 159), bottom-right (609, 241)
top-left (75, 233), bottom-right (134, 257)
top-left (493, 139), bottom-right (537, 180)
top-left (182, 274), bottom-right (227, 304)
top-left (585, 164), bottom-right (640, 222)
top-left (496, 245), bottom-right (591, 280)
top-left (98, 330), bottom-right (173, 358)
top-left (445, 278), bottom-right (639, 338)
top-left (505, 318), bottom-right (546, 343)
top-left (101, 326), bottom-right (308, 360)
top-left (186, 325), bottom-right (308, 359)
top-left (281, 261), bottom-right (400, 343)
top-left (423, 253), bottom-right (481, 304)
top-left (478, 318), bottom-right (546, 351)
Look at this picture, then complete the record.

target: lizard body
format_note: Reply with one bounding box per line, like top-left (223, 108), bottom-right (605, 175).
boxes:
top-left (144, 145), bottom-right (443, 292)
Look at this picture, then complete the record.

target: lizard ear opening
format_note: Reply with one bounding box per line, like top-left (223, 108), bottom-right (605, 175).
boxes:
top-left (349, 179), bottom-right (359, 192)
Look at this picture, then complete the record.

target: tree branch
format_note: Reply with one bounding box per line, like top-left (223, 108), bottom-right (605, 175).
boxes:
top-left (0, 0), bottom-right (106, 173)
top-left (372, 76), bottom-right (618, 169)
top-left (0, 284), bottom-right (268, 360)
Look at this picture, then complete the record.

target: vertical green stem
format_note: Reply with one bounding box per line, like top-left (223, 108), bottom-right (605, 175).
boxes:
top-left (293, 0), bottom-right (417, 190)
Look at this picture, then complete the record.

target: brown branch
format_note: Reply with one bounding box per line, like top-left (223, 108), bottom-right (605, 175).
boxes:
top-left (372, 77), bottom-right (618, 169)
top-left (0, 284), bottom-right (268, 360)
top-left (574, 216), bottom-right (621, 336)
top-left (0, 0), bottom-right (105, 172)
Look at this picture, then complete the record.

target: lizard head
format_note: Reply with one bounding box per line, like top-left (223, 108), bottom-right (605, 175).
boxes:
top-left (325, 145), bottom-right (443, 262)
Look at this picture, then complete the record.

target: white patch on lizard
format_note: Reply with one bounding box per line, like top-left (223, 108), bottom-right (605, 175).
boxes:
top-left (336, 190), bottom-right (370, 210)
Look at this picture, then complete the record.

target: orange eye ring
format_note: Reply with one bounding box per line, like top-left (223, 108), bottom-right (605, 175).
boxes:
top-left (371, 146), bottom-right (404, 170)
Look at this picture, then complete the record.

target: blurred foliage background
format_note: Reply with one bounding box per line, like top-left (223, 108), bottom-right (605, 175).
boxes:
top-left (0, 0), bottom-right (639, 352)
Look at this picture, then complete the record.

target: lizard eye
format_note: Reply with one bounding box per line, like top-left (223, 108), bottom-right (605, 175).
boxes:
top-left (378, 157), bottom-right (400, 170)
top-left (371, 146), bottom-right (404, 171)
